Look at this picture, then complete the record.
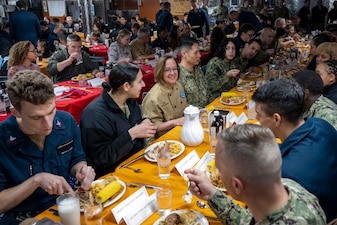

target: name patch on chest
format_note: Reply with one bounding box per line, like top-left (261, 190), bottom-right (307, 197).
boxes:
top-left (57, 140), bottom-right (74, 155)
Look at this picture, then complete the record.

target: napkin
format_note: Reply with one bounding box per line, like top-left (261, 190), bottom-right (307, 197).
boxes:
top-left (61, 88), bottom-right (87, 99)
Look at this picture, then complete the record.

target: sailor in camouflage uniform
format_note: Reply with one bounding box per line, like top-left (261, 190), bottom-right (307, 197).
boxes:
top-left (185, 124), bottom-right (326, 225)
top-left (179, 38), bottom-right (208, 108)
top-left (293, 70), bottom-right (337, 130)
top-left (206, 39), bottom-right (260, 102)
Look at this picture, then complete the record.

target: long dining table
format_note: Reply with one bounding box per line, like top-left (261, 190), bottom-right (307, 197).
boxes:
top-left (35, 76), bottom-right (258, 224)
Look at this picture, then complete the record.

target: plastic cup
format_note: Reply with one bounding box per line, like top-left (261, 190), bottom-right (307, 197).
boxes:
top-left (157, 157), bottom-right (170, 179)
top-left (156, 186), bottom-right (172, 216)
top-left (56, 193), bottom-right (80, 225)
top-left (84, 199), bottom-right (103, 225)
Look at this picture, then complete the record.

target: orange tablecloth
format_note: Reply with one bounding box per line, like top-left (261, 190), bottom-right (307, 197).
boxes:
top-left (39, 60), bottom-right (50, 77)
top-left (35, 79), bottom-right (258, 224)
top-left (36, 126), bottom-right (224, 224)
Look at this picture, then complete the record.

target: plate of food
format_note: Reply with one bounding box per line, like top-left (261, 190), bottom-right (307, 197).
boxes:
top-left (206, 160), bottom-right (226, 192)
top-left (237, 79), bottom-right (255, 87)
top-left (154, 209), bottom-right (209, 225)
top-left (246, 72), bottom-right (262, 78)
top-left (71, 73), bottom-right (93, 81)
top-left (144, 140), bottom-right (185, 162)
top-left (220, 96), bottom-right (245, 106)
top-left (237, 86), bottom-right (252, 92)
top-left (78, 176), bottom-right (126, 211)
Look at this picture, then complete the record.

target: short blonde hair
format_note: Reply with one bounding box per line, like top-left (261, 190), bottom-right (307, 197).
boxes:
top-left (316, 42), bottom-right (337, 61)
top-left (117, 29), bottom-right (131, 44)
top-left (154, 55), bottom-right (179, 86)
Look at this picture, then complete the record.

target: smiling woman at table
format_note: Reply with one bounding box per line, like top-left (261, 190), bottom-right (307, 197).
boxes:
top-left (80, 62), bottom-right (156, 177)
top-left (108, 29), bottom-right (133, 64)
top-left (142, 55), bottom-right (187, 142)
top-left (7, 41), bottom-right (40, 80)
top-left (205, 38), bottom-right (241, 102)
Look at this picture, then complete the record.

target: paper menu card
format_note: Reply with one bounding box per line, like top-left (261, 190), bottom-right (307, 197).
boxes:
top-left (194, 151), bottom-right (214, 172)
top-left (112, 187), bottom-right (157, 225)
top-left (225, 112), bottom-right (248, 127)
top-left (175, 150), bottom-right (200, 176)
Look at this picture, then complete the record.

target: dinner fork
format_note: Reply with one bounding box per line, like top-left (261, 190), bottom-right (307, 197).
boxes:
top-left (124, 166), bottom-right (142, 173)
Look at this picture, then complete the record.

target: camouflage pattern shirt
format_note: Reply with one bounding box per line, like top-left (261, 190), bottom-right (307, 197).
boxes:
top-left (178, 65), bottom-right (208, 108)
top-left (304, 95), bottom-right (337, 130)
top-left (212, 5), bottom-right (228, 21)
top-left (205, 56), bottom-right (242, 102)
top-left (208, 178), bottom-right (327, 225)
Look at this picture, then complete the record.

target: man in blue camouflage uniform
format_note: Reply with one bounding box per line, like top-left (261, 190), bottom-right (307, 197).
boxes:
top-left (185, 124), bottom-right (326, 224)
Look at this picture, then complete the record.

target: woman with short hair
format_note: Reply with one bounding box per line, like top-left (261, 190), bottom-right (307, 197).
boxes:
top-left (108, 28), bottom-right (132, 64)
top-left (142, 55), bottom-right (187, 141)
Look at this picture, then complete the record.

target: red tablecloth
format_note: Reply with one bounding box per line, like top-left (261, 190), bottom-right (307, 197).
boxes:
top-left (56, 81), bottom-right (102, 123)
top-left (88, 45), bottom-right (109, 63)
top-left (0, 83), bottom-right (101, 124)
top-left (200, 50), bottom-right (211, 65)
top-left (138, 64), bottom-right (155, 103)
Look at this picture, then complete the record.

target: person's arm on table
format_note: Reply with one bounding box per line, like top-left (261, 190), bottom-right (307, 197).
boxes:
top-left (142, 99), bottom-right (184, 134)
top-left (128, 118), bottom-right (157, 140)
top-left (71, 162), bottom-right (95, 190)
top-left (156, 117), bottom-right (184, 133)
top-left (80, 109), bottom-right (155, 173)
top-left (185, 168), bottom-right (251, 225)
top-left (0, 173), bottom-right (73, 213)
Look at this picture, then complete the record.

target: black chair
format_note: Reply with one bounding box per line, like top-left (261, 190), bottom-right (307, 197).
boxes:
top-left (89, 56), bottom-right (105, 67)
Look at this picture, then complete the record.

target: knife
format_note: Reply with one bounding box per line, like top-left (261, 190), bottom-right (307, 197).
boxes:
top-left (125, 182), bottom-right (161, 190)
top-left (119, 151), bottom-right (151, 169)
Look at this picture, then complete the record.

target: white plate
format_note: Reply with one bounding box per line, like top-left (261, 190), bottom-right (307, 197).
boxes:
top-left (237, 86), bottom-right (252, 92)
top-left (153, 209), bottom-right (209, 225)
top-left (79, 179), bottom-right (126, 212)
top-left (206, 171), bottom-right (227, 192)
top-left (220, 96), bottom-right (245, 106)
top-left (144, 140), bottom-right (185, 162)
top-left (246, 72), bottom-right (262, 78)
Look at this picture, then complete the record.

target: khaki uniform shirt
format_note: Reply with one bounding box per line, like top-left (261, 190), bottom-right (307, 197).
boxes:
top-left (208, 178), bottom-right (326, 224)
top-left (178, 65), bottom-right (208, 108)
top-left (142, 82), bottom-right (188, 139)
top-left (305, 95), bottom-right (337, 130)
top-left (130, 39), bottom-right (154, 60)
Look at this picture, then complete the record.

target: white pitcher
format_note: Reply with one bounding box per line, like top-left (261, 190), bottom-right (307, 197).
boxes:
top-left (180, 105), bottom-right (204, 146)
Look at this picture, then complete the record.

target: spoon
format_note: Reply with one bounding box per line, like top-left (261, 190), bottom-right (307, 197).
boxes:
top-left (196, 200), bottom-right (208, 209)
top-left (124, 166), bottom-right (142, 173)
top-left (182, 181), bottom-right (193, 204)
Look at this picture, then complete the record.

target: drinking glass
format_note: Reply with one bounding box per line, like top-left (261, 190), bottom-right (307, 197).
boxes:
top-left (56, 193), bottom-right (80, 225)
top-left (156, 186), bottom-right (172, 216)
top-left (84, 198), bottom-right (103, 225)
top-left (242, 84), bottom-right (251, 100)
top-left (157, 143), bottom-right (171, 179)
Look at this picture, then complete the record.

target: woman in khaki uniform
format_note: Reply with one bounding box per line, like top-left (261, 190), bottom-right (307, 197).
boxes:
top-left (142, 55), bottom-right (188, 141)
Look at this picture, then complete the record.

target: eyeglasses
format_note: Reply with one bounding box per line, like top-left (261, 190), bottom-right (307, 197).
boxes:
top-left (28, 49), bottom-right (37, 53)
top-left (164, 68), bottom-right (178, 73)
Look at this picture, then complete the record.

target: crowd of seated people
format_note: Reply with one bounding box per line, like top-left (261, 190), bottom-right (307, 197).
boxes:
top-left (3, 1), bottom-right (337, 224)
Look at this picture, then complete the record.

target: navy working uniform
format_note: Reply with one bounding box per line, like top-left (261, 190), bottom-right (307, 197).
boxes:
top-left (0, 111), bottom-right (86, 225)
